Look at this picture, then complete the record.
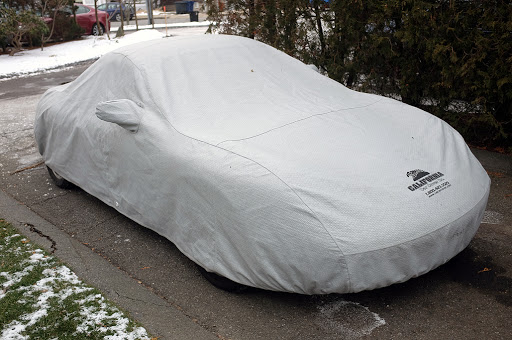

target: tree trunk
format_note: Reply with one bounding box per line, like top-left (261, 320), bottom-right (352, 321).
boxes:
top-left (133, 0), bottom-right (138, 31)
top-left (94, 0), bottom-right (101, 35)
top-left (313, 1), bottom-right (325, 57)
top-left (116, 0), bottom-right (125, 37)
top-left (248, 0), bottom-right (255, 39)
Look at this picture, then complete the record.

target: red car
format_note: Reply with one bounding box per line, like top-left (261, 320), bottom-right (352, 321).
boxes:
top-left (48, 4), bottom-right (109, 35)
top-left (73, 4), bottom-right (110, 35)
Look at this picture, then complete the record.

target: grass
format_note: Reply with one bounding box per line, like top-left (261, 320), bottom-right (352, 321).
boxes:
top-left (0, 218), bottom-right (152, 339)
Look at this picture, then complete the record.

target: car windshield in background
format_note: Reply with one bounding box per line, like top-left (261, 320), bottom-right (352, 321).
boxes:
top-left (75, 5), bottom-right (90, 14)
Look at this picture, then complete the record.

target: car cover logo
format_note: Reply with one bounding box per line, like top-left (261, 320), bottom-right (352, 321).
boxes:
top-left (407, 169), bottom-right (451, 198)
top-left (406, 169), bottom-right (430, 181)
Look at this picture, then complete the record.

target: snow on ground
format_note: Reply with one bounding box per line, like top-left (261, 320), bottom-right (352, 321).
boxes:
top-left (316, 299), bottom-right (386, 339)
top-left (0, 26), bottom-right (208, 79)
top-left (0, 229), bottom-right (150, 339)
top-left (0, 95), bottom-right (43, 170)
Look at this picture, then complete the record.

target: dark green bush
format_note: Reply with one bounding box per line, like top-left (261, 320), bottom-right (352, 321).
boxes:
top-left (50, 11), bottom-right (83, 41)
top-left (0, 1), bottom-right (84, 51)
top-left (0, 7), bottom-right (49, 54)
top-left (208, 0), bottom-right (512, 149)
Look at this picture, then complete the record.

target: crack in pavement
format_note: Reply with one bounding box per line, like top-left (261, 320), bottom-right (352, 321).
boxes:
top-left (24, 222), bottom-right (57, 254)
top-left (40, 191), bottom-right (69, 203)
top-left (113, 289), bottom-right (168, 308)
top-left (28, 191), bottom-right (69, 207)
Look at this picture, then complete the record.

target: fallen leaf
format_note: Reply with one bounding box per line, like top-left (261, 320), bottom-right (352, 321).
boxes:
top-left (494, 147), bottom-right (506, 154)
top-left (486, 171), bottom-right (505, 178)
top-left (478, 267), bottom-right (492, 273)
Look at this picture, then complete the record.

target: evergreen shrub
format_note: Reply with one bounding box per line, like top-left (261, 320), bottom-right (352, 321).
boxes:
top-left (207, 0), bottom-right (512, 149)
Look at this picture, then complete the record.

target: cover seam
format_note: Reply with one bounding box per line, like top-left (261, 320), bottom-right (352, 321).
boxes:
top-left (216, 99), bottom-right (383, 147)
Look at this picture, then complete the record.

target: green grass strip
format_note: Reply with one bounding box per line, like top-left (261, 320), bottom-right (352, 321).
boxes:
top-left (0, 218), bottom-right (152, 339)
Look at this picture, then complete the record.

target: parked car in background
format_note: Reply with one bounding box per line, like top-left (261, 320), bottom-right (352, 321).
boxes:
top-left (45, 4), bottom-right (109, 36)
top-left (71, 4), bottom-right (110, 35)
top-left (43, 4), bottom-right (110, 35)
top-left (97, 2), bottom-right (132, 21)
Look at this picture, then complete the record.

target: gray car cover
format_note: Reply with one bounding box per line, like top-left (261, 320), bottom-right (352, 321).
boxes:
top-left (35, 35), bottom-right (490, 294)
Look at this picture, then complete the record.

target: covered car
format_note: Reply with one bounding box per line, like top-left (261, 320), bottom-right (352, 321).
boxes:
top-left (34, 35), bottom-right (490, 294)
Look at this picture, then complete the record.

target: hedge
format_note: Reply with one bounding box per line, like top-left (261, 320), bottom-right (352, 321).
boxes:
top-left (208, 0), bottom-right (512, 149)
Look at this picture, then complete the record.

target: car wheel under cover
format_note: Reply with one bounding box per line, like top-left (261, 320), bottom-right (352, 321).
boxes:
top-left (114, 13), bottom-right (121, 21)
top-left (47, 166), bottom-right (72, 189)
top-left (197, 265), bottom-right (247, 293)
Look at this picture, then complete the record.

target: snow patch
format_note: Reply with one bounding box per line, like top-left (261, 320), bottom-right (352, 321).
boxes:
top-left (315, 299), bottom-right (385, 339)
top-left (0, 28), bottom-right (207, 80)
top-left (0, 94), bottom-right (40, 168)
top-left (482, 210), bottom-right (504, 225)
top-left (1, 321), bottom-right (28, 340)
top-left (28, 251), bottom-right (46, 263)
top-left (1, 235), bottom-right (150, 340)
